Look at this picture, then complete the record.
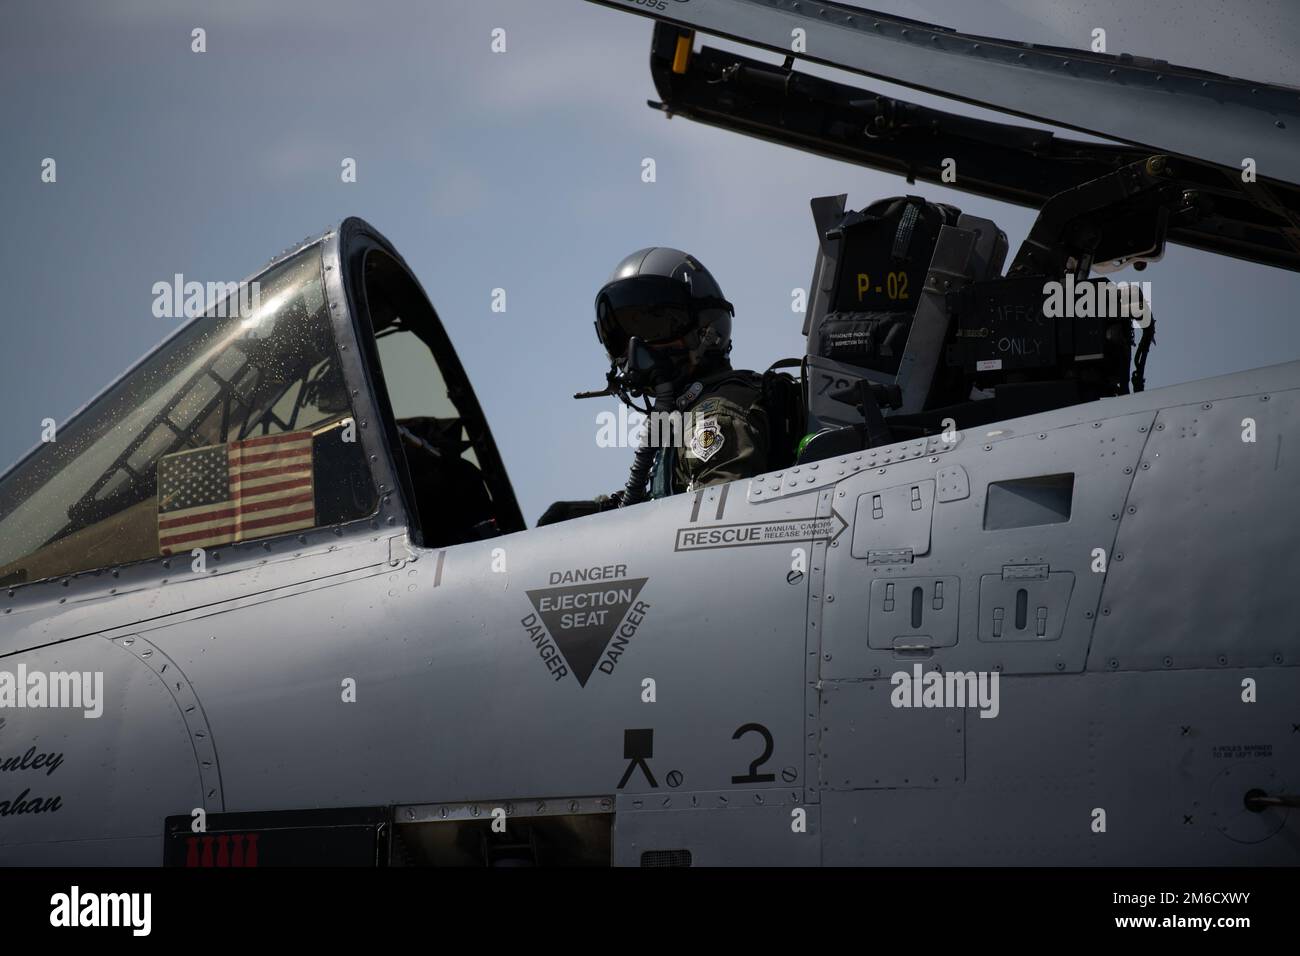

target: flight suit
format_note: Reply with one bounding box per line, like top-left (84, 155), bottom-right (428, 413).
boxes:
top-left (649, 367), bottom-right (770, 498)
top-left (535, 367), bottom-right (772, 525)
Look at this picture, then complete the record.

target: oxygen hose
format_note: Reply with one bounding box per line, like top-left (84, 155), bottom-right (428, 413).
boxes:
top-left (620, 387), bottom-right (676, 507)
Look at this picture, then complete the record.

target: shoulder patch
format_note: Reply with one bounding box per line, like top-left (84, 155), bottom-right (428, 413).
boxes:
top-left (687, 415), bottom-right (725, 462)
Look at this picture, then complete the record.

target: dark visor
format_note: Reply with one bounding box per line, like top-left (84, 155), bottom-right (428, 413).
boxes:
top-left (594, 275), bottom-right (731, 361)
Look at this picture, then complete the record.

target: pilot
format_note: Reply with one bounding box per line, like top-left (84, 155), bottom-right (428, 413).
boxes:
top-left (539, 248), bottom-right (769, 525)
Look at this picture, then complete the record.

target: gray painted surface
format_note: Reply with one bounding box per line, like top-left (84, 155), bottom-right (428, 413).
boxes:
top-left (821, 672), bottom-right (1298, 865)
top-left (0, 222), bottom-right (1296, 865)
top-left (586, 0), bottom-right (1300, 178)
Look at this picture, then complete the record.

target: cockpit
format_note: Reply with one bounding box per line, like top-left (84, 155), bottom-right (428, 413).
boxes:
top-left (354, 246), bottom-right (523, 545)
top-left (0, 141), bottom-right (1268, 594)
top-left (0, 228), bottom-right (524, 591)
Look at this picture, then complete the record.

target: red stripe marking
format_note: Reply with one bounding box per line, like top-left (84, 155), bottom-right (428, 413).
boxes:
top-left (228, 455), bottom-right (309, 473)
top-left (233, 432), bottom-right (314, 450)
top-left (160, 527), bottom-right (236, 549)
top-left (229, 464), bottom-right (312, 484)
top-left (159, 492), bottom-right (314, 530)
top-left (160, 506), bottom-right (316, 547)
top-left (230, 476), bottom-right (311, 499)
top-left (229, 446), bottom-right (311, 466)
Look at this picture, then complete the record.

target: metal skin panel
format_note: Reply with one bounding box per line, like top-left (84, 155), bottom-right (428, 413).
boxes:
top-left (1089, 389), bottom-right (1300, 671)
top-left (89, 481), bottom-right (813, 823)
top-left (819, 409), bottom-right (1154, 678)
top-left (849, 479), bottom-right (934, 560)
top-left (0, 495), bottom-right (813, 862)
top-left (747, 433), bottom-right (957, 502)
top-left (867, 576), bottom-right (960, 650)
top-left (977, 571), bottom-right (1075, 643)
top-left (815, 362), bottom-right (1300, 864)
top-left (0, 535), bottom-right (400, 657)
top-left (820, 671), bottom-right (1300, 865)
top-left (0, 637), bottom-right (205, 865)
top-left (819, 681), bottom-right (965, 790)
top-left (586, 0), bottom-right (1300, 179)
top-left (935, 465), bottom-right (970, 503)
top-left (613, 796), bottom-right (819, 866)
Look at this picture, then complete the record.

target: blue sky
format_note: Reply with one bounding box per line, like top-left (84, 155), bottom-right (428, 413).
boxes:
top-left (2, 0), bottom-right (1297, 524)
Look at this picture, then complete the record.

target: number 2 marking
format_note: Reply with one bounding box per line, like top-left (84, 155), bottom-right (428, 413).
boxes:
top-left (731, 722), bottom-right (776, 784)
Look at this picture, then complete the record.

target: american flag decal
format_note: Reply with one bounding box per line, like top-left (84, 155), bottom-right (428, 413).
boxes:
top-left (157, 431), bottom-right (316, 555)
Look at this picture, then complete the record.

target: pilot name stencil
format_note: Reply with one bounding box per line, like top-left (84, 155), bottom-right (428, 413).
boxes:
top-left (0, 746), bottom-right (67, 818)
top-left (521, 569), bottom-right (650, 687)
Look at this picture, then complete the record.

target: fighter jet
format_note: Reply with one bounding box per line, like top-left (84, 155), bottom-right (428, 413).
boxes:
top-left (0, 0), bottom-right (1296, 865)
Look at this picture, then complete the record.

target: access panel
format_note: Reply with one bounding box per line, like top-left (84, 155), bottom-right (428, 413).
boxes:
top-left (850, 479), bottom-right (935, 561)
top-left (868, 576), bottom-right (961, 650)
top-left (978, 568), bottom-right (1075, 643)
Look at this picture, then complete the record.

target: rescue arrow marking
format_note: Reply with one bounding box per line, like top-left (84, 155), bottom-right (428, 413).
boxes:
top-left (672, 507), bottom-right (848, 552)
